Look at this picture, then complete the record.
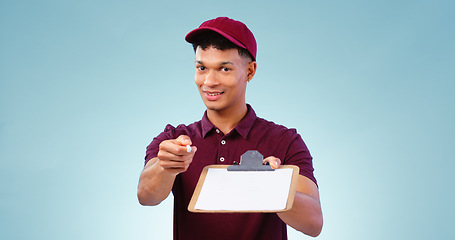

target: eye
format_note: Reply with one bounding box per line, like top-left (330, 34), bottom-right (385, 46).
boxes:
top-left (220, 67), bottom-right (231, 72)
top-left (196, 66), bottom-right (206, 71)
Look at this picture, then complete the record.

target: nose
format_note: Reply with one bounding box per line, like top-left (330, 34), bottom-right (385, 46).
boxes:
top-left (204, 71), bottom-right (218, 86)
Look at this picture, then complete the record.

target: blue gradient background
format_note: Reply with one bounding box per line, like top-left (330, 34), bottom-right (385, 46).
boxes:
top-left (1, 1), bottom-right (454, 239)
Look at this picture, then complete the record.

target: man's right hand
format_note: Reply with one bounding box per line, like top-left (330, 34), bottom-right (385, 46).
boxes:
top-left (157, 135), bottom-right (197, 175)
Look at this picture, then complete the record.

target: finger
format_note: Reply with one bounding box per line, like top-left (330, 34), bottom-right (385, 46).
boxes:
top-left (176, 135), bottom-right (192, 146)
top-left (160, 158), bottom-right (193, 169)
top-left (263, 156), bottom-right (281, 169)
top-left (159, 139), bottom-right (193, 156)
top-left (157, 150), bottom-right (190, 162)
top-left (160, 158), bottom-right (193, 174)
top-left (160, 166), bottom-right (188, 175)
top-left (175, 135), bottom-right (194, 154)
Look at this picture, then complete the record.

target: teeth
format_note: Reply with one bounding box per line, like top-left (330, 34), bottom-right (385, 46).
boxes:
top-left (208, 92), bottom-right (221, 96)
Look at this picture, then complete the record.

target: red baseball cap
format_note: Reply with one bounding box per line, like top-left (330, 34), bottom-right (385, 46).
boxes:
top-left (185, 17), bottom-right (257, 60)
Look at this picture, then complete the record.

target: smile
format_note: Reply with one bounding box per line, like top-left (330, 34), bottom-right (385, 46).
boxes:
top-left (204, 91), bottom-right (224, 101)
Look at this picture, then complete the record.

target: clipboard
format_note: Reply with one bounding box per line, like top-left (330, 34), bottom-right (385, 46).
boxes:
top-left (188, 150), bottom-right (300, 213)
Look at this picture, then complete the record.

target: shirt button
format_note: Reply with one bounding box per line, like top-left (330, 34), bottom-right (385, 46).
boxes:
top-left (221, 140), bottom-right (226, 145)
top-left (220, 157), bottom-right (225, 162)
top-left (216, 129), bottom-right (220, 134)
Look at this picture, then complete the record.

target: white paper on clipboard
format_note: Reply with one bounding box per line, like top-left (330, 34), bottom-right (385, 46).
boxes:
top-left (193, 168), bottom-right (294, 211)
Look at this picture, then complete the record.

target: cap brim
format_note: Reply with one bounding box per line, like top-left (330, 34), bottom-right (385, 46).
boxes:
top-left (185, 27), bottom-right (247, 50)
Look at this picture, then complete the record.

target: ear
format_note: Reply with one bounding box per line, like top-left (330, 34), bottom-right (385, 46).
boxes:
top-left (246, 61), bottom-right (257, 82)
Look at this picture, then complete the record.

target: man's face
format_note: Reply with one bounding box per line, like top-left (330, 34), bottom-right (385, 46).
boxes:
top-left (194, 46), bottom-right (254, 113)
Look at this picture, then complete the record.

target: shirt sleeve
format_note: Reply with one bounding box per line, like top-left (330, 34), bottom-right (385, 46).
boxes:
top-left (144, 124), bottom-right (177, 166)
top-left (283, 129), bottom-right (317, 186)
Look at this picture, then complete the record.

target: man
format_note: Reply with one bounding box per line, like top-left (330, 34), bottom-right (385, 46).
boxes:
top-left (137, 17), bottom-right (323, 239)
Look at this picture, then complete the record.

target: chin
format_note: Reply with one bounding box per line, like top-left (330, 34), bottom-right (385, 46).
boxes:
top-left (203, 101), bottom-right (225, 111)
top-left (205, 104), bottom-right (222, 111)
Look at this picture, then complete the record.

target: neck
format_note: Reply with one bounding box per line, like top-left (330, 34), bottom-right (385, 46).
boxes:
top-left (206, 104), bottom-right (248, 134)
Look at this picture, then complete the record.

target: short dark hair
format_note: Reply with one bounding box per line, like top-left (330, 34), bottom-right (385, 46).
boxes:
top-left (191, 31), bottom-right (254, 62)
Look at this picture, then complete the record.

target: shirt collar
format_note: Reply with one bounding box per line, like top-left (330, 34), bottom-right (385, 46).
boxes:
top-left (201, 111), bottom-right (215, 137)
top-left (234, 104), bottom-right (256, 138)
top-left (201, 104), bottom-right (257, 138)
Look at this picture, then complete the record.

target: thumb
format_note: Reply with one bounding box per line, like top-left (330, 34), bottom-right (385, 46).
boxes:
top-left (176, 135), bottom-right (192, 146)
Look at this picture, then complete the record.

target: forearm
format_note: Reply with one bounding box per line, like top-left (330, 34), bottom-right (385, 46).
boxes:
top-left (276, 174), bottom-right (323, 237)
top-left (137, 158), bottom-right (176, 206)
top-left (277, 191), bottom-right (323, 237)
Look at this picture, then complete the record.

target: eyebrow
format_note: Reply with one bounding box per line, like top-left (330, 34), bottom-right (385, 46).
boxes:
top-left (195, 60), bottom-right (234, 66)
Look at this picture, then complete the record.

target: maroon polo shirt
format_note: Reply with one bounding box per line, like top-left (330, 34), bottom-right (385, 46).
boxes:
top-left (145, 105), bottom-right (316, 240)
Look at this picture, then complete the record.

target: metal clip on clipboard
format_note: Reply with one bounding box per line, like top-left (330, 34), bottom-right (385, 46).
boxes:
top-left (227, 150), bottom-right (275, 171)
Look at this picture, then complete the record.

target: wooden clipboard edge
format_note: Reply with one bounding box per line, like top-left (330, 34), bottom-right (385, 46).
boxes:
top-left (188, 164), bottom-right (300, 213)
top-left (282, 165), bottom-right (300, 213)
